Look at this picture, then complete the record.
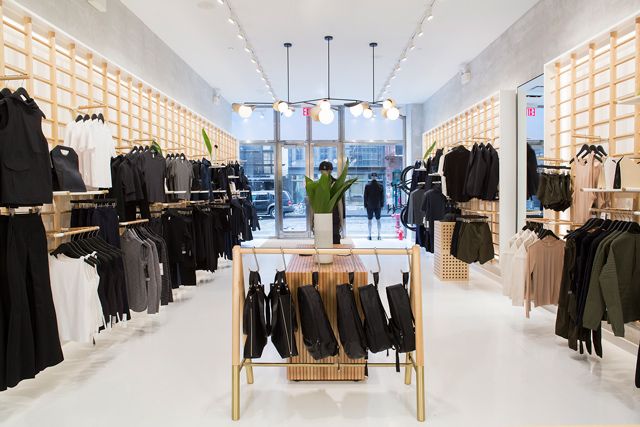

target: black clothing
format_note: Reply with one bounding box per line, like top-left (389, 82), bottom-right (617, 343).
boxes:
top-left (421, 187), bottom-right (448, 253)
top-left (364, 180), bottom-right (384, 210)
top-left (50, 145), bottom-right (86, 192)
top-left (366, 207), bottom-right (381, 220)
top-left (140, 150), bottom-right (166, 203)
top-left (0, 88), bottom-right (53, 206)
top-left (536, 172), bottom-right (572, 212)
top-left (526, 143), bottom-right (539, 198)
top-left (463, 143), bottom-right (499, 201)
top-left (0, 214), bottom-right (63, 391)
top-left (71, 206), bottom-right (121, 248)
top-left (483, 144), bottom-right (499, 200)
top-left (443, 146), bottom-right (471, 203)
top-left (162, 209), bottom-right (197, 287)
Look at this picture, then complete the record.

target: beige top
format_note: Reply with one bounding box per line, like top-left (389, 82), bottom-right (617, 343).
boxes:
top-left (525, 236), bottom-right (566, 317)
top-left (571, 153), bottom-right (602, 224)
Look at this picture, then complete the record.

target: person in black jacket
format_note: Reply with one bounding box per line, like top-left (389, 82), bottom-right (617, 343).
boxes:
top-left (364, 173), bottom-right (384, 240)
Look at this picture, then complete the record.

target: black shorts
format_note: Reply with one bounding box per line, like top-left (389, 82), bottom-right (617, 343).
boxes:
top-left (366, 207), bottom-right (382, 220)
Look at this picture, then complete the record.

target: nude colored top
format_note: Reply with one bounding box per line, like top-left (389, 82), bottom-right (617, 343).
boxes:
top-left (525, 236), bottom-right (566, 317)
top-left (572, 153), bottom-right (601, 224)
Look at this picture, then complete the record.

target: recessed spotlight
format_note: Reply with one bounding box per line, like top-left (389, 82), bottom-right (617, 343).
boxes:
top-left (196, 1), bottom-right (215, 9)
top-left (401, 56), bottom-right (408, 62)
top-left (391, 75), bottom-right (396, 80)
top-left (410, 44), bottom-right (416, 51)
top-left (228, 17), bottom-right (235, 25)
top-left (251, 58), bottom-right (256, 64)
top-left (237, 34), bottom-right (244, 40)
top-left (417, 29), bottom-right (424, 37)
top-left (244, 46), bottom-right (251, 53)
top-left (256, 68), bottom-right (261, 73)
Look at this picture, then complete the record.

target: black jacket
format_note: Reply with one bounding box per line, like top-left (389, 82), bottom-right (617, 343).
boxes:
top-left (364, 180), bottom-right (384, 210)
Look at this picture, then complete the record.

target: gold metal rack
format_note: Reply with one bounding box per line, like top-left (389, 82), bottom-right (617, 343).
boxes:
top-left (230, 245), bottom-right (425, 422)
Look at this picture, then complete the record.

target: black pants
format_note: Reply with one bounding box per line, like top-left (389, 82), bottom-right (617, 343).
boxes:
top-left (71, 207), bottom-right (120, 247)
top-left (0, 214), bottom-right (63, 390)
top-left (124, 200), bottom-right (151, 222)
top-left (162, 211), bottom-right (197, 287)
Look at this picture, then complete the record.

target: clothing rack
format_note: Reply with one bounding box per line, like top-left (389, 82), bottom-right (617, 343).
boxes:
top-left (46, 226), bottom-right (100, 239)
top-left (230, 245), bottom-right (425, 422)
top-left (0, 206), bottom-right (42, 216)
top-left (0, 73), bottom-right (30, 81)
top-left (118, 219), bottom-right (149, 227)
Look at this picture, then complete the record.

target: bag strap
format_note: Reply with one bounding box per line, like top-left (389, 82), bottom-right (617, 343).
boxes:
top-left (372, 271), bottom-right (379, 288)
top-left (312, 271), bottom-right (319, 288)
top-left (402, 271), bottom-right (410, 290)
top-left (348, 272), bottom-right (355, 289)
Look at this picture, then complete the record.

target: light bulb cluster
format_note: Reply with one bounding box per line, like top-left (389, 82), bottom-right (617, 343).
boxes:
top-left (307, 100), bottom-right (334, 124)
top-left (347, 98), bottom-right (399, 121)
top-left (232, 103), bottom-right (255, 119)
top-left (377, 0), bottom-right (436, 100)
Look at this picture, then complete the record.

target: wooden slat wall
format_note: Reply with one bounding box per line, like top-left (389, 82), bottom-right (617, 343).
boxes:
top-left (545, 15), bottom-right (640, 225)
top-left (422, 93), bottom-right (502, 259)
top-left (0, 4), bottom-right (236, 160)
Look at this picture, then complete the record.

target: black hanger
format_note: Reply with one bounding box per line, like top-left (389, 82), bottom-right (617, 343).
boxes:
top-left (98, 113), bottom-right (105, 123)
top-left (595, 145), bottom-right (607, 157)
top-left (570, 144), bottom-right (590, 163)
top-left (83, 114), bottom-right (90, 121)
top-left (91, 113), bottom-right (98, 121)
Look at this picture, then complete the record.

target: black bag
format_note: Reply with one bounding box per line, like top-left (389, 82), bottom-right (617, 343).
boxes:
top-left (386, 272), bottom-right (416, 353)
top-left (358, 272), bottom-right (394, 354)
top-left (297, 272), bottom-right (338, 360)
top-left (243, 271), bottom-right (269, 359)
top-left (50, 145), bottom-right (86, 192)
top-left (268, 270), bottom-right (299, 358)
top-left (336, 272), bottom-right (367, 359)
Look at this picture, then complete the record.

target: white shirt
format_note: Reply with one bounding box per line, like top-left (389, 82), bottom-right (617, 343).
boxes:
top-left (437, 149), bottom-right (448, 197)
top-left (49, 254), bottom-right (105, 343)
top-left (509, 231), bottom-right (538, 306)
top-left (603, 157), bottom-right (620, 189)
top-left (61, 118), bottom-right (114, 189)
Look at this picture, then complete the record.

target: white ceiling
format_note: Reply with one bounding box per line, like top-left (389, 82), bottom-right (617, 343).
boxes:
top-left (120, 0), bottom-right (538, 105)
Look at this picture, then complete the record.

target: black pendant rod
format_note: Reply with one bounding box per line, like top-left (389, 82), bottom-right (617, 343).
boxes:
top-left (284, 42), bottom-right (292, 103)
top-left (325, 35), bottom-right (333, 99)
top-left (370, 42), bottom-right (377, 104)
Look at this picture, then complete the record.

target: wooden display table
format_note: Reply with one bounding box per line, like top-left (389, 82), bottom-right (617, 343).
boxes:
top-left (285, 246), bottom-right (368, 381)
top-left (434, 221), bottom-right (469, 281)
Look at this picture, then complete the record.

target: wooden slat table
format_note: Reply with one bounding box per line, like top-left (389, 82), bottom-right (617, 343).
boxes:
top-left (285, 247), bottom-right (368, 381)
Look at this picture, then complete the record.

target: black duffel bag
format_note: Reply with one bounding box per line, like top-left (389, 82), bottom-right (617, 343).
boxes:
top-left (386, 271), bottom-right (416, 354)
top-left (243, 271), bottom-right (269, 359)
top-left (297, 272), bottom-right (338, 360)
top-left (268, 270), bottom-right (298, 358)
top-left (336, 272), bottom-right (367, 360)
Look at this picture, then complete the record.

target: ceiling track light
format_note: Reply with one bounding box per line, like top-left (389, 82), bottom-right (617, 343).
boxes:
top-left (227, 17), bottom-right (235, 25)
top-left (217, 0), bottom-right (224, 4)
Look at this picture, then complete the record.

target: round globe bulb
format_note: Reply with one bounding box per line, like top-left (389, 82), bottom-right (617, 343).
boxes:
top-left (318, 108), bottom-right (335, 124)
top-left (277, 101), bottom-right (289, 113)
top-left (349, 103), bottom-right (363, 117)
top-left (318, 99), bottom-right (331, 111)
top-left (362, 108), bottom-right (373, 119)
top-left (386, 106), bottom-right (400, 120)
top-left (238, 105), bottom-right (253, 118)
top-left (283, 108), bottom-right (293, 118)
top-left (382, 99), bottom-right (394, 110)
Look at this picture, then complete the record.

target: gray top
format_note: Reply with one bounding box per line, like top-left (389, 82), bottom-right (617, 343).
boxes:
top-left (121, 230), bottom-right (148, 313)
top-left (168, 158), bottom-right (193, 200)
top-left (144, 238), bottom-right (162, 314)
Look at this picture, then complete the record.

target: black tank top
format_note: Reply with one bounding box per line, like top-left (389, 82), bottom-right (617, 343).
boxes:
top-left (0, 88), bottom-right (52, 206)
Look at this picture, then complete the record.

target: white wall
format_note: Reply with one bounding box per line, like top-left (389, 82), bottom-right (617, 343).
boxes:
top-left (11, 0), bottom-right (232, 130)
top-left (422, 0), bottom-right (640, 131)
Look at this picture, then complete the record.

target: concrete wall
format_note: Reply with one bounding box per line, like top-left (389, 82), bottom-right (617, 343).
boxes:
top-left (422, 0), bottom-right (640, 132)
top-left (12, 0), bottom-right (232, 130)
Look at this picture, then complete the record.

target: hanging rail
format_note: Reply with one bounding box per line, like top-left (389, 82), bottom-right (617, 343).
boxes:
top-left (230, 245), bottom-right (425, 422)
top-left (118, 219), bottom-right (149, 227)
top-left (46, 226), bottom-right (100, 238)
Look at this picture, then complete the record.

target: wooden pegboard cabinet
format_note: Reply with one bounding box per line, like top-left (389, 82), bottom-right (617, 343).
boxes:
top-left (434, 221), bottom-right (469, 281)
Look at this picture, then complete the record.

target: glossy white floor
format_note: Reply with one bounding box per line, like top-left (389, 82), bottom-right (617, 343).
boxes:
top-left (0, 239), bottom-right (638, 427)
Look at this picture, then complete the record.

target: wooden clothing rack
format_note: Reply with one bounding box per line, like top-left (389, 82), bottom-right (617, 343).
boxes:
top-left (230, 245), bottom-right (426, 422)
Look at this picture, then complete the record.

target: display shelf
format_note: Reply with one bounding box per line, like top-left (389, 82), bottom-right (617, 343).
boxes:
top-left (616, 94), bottom-right (640, 105)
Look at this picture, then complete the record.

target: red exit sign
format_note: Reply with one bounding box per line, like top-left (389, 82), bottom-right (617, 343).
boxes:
top-left (527, 107), bottom-right (536, 117)
top-left (303, 107), bottom-right (311, 117)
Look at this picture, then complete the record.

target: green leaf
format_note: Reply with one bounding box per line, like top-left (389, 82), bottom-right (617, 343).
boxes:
top-left (423, 141), bottom-right (437, 160)
top-left (331, 159), bottom-right (350, 198)
top-left (151, 140), bottom-right (163, 156)
top-left (304, 160), bottom-right (358, 213)
top-left (328, 177), bottom-right (357, 210)
top-left (202, 128), bottom-right (212, 157)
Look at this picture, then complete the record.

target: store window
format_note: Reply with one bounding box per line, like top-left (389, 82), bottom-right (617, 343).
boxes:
top-left (232, 108), bottom-right (274, 141)
top-left (239, 143), bottom-right (276, 238)
top-left (344, 143), bottom-right (404, 237)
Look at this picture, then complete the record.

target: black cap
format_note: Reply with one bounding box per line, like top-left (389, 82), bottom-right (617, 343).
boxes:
top-left (319, 161), bottom-right (333, 171)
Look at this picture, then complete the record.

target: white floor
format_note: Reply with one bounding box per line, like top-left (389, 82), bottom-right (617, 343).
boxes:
top-left (1, 239), bottom-right (639, 427)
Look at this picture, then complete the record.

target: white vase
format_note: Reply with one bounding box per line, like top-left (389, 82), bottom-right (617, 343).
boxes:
top-left (313, 213), bottom-right (334, 264)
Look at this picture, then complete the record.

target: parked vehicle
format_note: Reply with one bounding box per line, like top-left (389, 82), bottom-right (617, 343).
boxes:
top-left (252, 190), bottom-right (295, 218)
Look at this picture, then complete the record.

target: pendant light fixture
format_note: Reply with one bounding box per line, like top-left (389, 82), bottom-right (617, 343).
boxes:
top-left (233, 36), bottom-right (402, 123)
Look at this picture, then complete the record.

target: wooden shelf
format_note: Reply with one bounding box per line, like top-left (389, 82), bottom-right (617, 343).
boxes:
top-left (616, 95), bottom-right (640, 105)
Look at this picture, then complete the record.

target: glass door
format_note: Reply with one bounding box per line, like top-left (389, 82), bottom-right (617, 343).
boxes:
top-left (277, 142), bottom-right (309, 237)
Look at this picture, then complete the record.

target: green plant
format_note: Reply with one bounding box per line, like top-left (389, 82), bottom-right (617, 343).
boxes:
top-left (151, 140), bottom-right (163, 156)
top-left (423, 141), bottom-right (437, 160)
top-left (202, 128), bottom-right (212, 157)
top-left (305, 160), bottom-right (357, 214)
